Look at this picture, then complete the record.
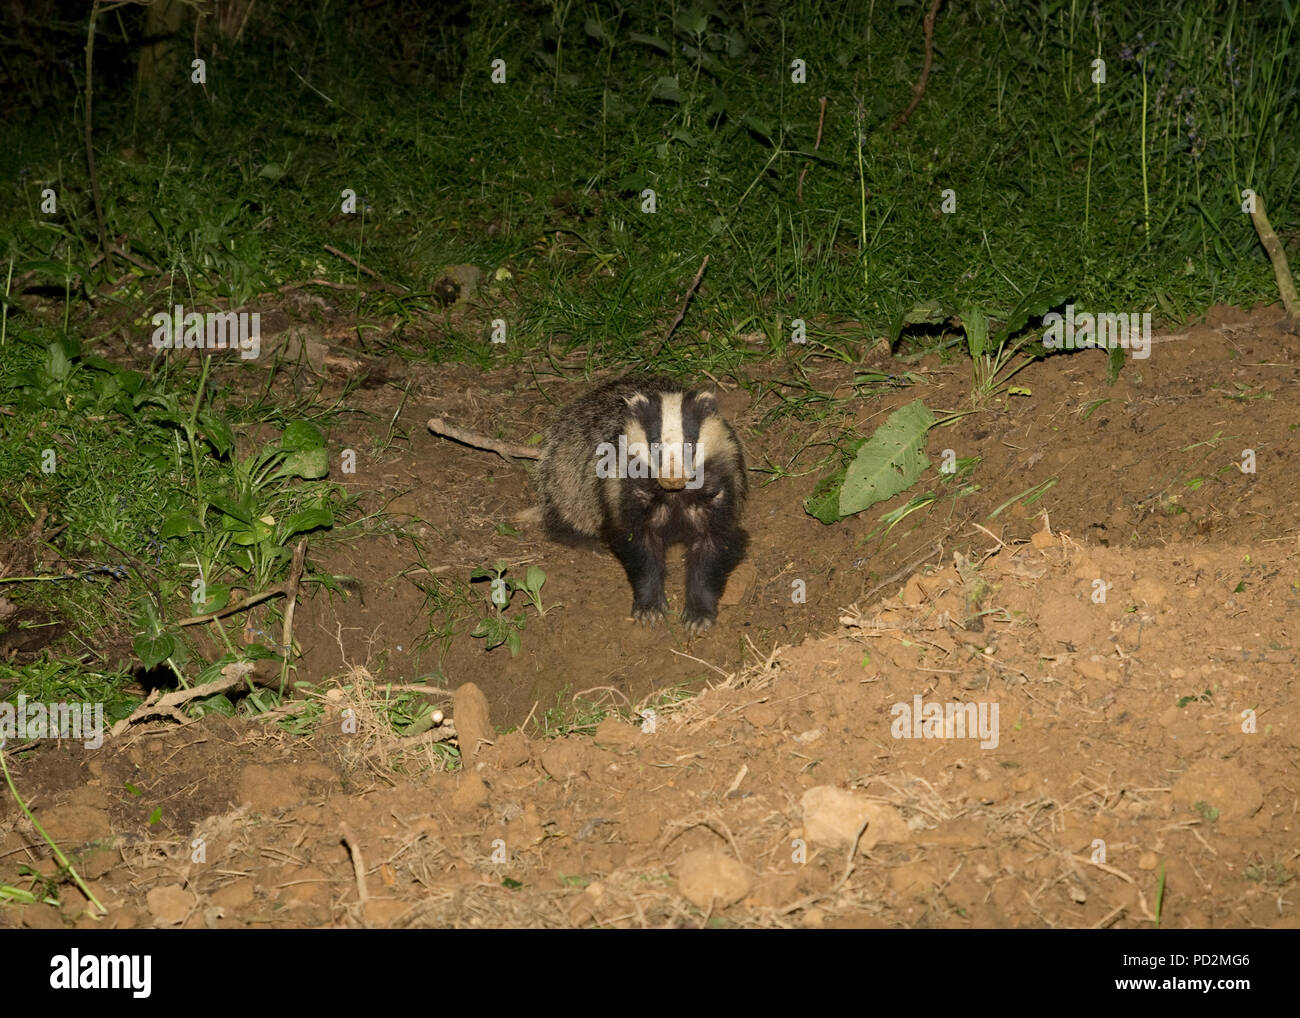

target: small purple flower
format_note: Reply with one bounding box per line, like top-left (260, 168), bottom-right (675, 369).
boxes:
top-left (1120, 31), bottom-right (1155, 66)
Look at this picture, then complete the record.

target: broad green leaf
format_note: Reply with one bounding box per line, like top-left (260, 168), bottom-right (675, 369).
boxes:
top-left (192, 694), bottom-right (235, 717)
top-left (742, 114), bottom-right (775, 144)
top-left (524, 565), bottom-right (546, 593)
top-left (962, 306), bottom-right (989, 359)
top-left (45, 342), bottom-right (72, 382)
top-left (227, 517), bottom-right (273, 545)
top-left (134, 632), bottom-right (177, 668)
top-left (159, 512), bottom-right (203, 540)
top-left (1107, 344), bottom-right (1125, 385)
top-left (199, 412), bottom-right (235, 457)
top-left (19, 260), bottom-right (86, 283)
top-left (651, 76), bottom-right (682, 103)
top-left (839, 401), bottom-right (935, 517)
top-left (272, 448), bottom-right (329, 480)
top-left (1002, 286), bottom-right (1071, 338)
top-left (196, 585), bottom-right (231, 614)
top-left (283, 504), bottom-right (334, 536)
top-left (902, 300), bottom-right (948, 326)
top-left (281, 421), bottom-right (325, 451)
top-left (629, 31), bottom-right (670, 53)
top-left (209, 493), bottom-right (253, 524)
top-left (804, 468), bottom-right (846, 524)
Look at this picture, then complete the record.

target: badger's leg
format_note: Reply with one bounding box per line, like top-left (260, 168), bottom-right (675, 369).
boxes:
top-left (609, 530), bottom-right (668, 624)
top-left (683, 527), bottom-right (745, 635)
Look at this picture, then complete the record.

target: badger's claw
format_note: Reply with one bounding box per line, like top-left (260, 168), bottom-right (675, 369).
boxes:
top-left (632, 600), bottom-right (668, 625)
top-left (682, 612), bottom-right (715, 636)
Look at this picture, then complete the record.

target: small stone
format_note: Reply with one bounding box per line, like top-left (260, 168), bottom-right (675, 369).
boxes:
top-left (147, 885), bottom-right (194, 925)
top-left (674, 850), bottom-right (753, 910)
top-left (592, 717), bottom-right (640, 750)
top-left (538, 740), bottom-right (587, 781)
top-left (802, 786), bottom-right (909, 850)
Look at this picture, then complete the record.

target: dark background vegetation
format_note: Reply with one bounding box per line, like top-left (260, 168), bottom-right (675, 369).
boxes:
top-left (0, 0), bottom-right (1295, 718)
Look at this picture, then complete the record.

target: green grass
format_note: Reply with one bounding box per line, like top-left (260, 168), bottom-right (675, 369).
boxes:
top-left (3, 1), bottom-right (1295, 359)
top-left (0, 325), bottom-right (353, 708)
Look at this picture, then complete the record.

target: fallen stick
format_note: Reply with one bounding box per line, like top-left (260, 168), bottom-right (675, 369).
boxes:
top-left (375, 721), bottom-right (459, 753)
top-left (109, 663), bottom-right (257, 737)
top-left (278, 278), bottom-right (367, 293)
top-left (339, 822), bottom-right (370, 908)
top-left (325, 243), bottom-right (381, 279)
top-left (277, 538), bottom-right (308, 691)
top-left (178, 583), bottom-right (291, 627)
top-left (1248, 194), bottom-right (1299, 320)
top-left (427, 417), bottom-right (542, 461)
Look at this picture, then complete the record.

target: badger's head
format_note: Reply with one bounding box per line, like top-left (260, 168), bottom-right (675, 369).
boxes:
top-left (622, 388), bottom-right (723, 492)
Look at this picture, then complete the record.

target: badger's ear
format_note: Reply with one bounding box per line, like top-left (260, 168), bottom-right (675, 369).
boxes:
top-left (623, 392), bottom-right (652, 412)
top-left (693, 391), bottom-right (718, 414)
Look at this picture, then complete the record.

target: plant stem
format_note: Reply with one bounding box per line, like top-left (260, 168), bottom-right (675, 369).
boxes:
top-left (83, 0), bottom-right (110, 257)
top-left (1140, 61), bottom-right (1151, 244)
top-left (188, 356), bottom-right (212, 526)
top-left (1, 743), bottom-right (105, 915)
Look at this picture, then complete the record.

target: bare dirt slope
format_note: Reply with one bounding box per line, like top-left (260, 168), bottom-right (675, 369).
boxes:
top-left (2, 304), bottom-right (1297, 928)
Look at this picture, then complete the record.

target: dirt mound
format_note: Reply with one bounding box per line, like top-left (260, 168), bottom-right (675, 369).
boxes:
top-left (3, 533), bottom-right (1295, 928)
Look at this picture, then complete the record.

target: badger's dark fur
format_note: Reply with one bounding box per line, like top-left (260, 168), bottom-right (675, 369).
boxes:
top-left (536, 376), bottom-right (748, 634)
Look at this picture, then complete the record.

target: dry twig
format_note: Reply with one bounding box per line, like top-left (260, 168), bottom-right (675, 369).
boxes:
top-left (426, 418), bottom-right (541, 461)
top-left (892, 0), bottom-right (944, 130)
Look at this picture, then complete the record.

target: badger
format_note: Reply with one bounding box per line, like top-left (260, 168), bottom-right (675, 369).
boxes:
top-left (536, 376), bottom-right (748, 634)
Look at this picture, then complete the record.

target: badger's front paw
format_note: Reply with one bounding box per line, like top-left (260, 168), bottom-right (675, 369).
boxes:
top-left (632, 599), bottom-right (668, 625)
top-left (681, 609), bottom-right (716, 636)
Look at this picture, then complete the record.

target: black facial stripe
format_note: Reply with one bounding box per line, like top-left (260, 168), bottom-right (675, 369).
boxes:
top-left (626, 392), bottom-right (713, 445)
top-left (681, 402), bottom-right (703, 443)
top-left (629, 392), bottom-right (663, 442)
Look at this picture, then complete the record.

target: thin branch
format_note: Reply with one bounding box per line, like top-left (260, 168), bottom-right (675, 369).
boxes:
top-left (1248, 194), bottom-right (1299, 319)
top-left (653, 254), bottom-right (710, 356)
top-left (892, 0), bottom-right (944, 130)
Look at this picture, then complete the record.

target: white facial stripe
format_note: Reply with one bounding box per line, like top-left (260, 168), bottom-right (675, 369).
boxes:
top-left (697, 416), bottom-right (728, 478)
top-left (625, 418), bottom-right (650, 470)
top-left (660, 393), bottom-right (684, 447)
top-left (660, 393), bottom-right (685, 482)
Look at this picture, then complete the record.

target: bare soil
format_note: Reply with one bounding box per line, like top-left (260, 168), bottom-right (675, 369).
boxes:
top-left (2, 303), bottom-right (1298, 928)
